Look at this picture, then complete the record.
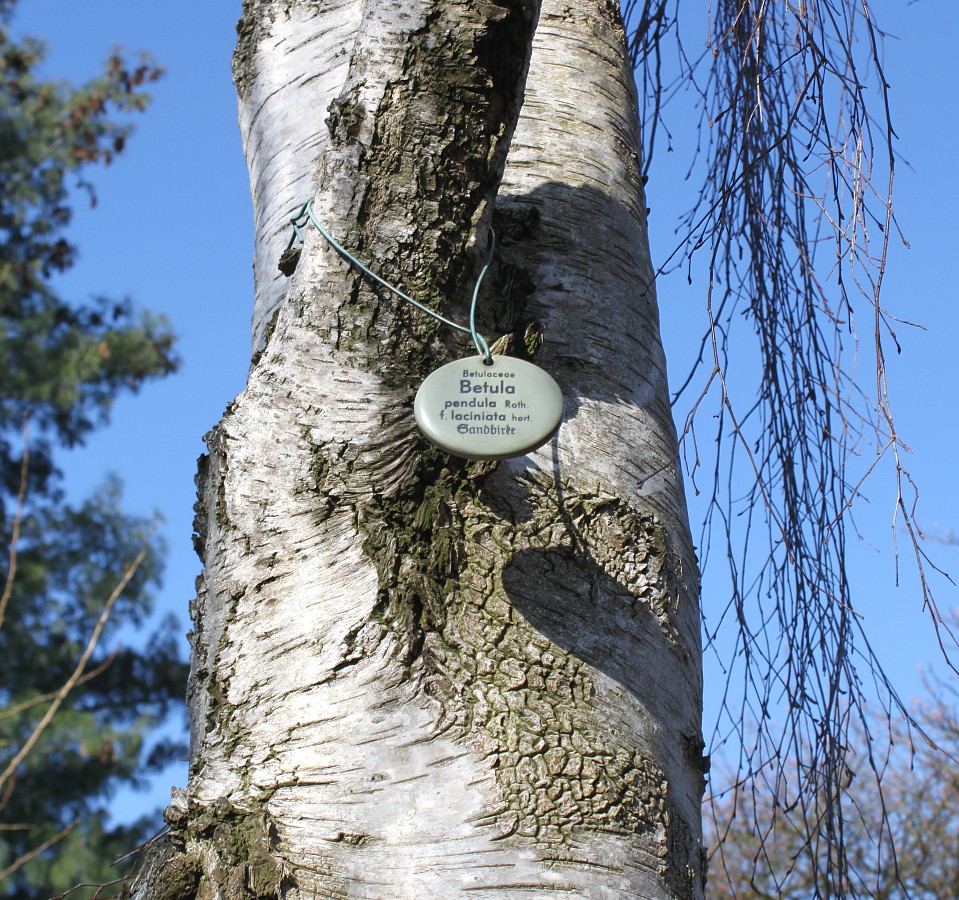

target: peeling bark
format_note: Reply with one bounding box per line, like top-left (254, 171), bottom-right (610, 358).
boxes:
top-left (130, 0), bottom-right (703, 897)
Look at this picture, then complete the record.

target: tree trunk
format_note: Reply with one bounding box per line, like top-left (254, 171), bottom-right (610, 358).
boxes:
top-left (130, 0), bottom-right (704, 897)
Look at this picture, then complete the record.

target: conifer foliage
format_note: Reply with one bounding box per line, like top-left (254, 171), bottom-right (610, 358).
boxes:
top-left (0, 1), bottom-right (184, 895)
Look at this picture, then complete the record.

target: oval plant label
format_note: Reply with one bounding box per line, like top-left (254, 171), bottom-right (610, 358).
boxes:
top-left (414, 355), bottom-right (564, 461)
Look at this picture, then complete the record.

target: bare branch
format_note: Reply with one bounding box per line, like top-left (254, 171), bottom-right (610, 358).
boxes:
top-left (0, 650), bottom-right (119, 722)
top-left (49, 825), bottom-right (168, 900)
top-left (0, 543), bottom-right (149, 801)
top-left (0, 819), bottom-right (77, 882)
top-left (50, 875), bottom-right (129, 900)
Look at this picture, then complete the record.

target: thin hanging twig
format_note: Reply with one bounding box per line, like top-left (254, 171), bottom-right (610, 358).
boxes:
top-left (624, 0), bottom-right (945, 896)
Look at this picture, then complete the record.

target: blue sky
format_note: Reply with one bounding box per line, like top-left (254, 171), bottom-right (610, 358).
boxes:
top-left (10, 0), bottom-right (959, 825)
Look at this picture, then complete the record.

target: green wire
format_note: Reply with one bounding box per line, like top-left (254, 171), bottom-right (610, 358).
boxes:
top-left (286, 199), bottom-right (494, 363)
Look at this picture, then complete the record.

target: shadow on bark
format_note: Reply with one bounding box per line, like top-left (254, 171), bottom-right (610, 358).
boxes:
top-left (473, 178), bottom-right (659, 415)
top-left (502, 542), bottom-right (672, 695)
top-left (480, 176), bottom-right (680, 699)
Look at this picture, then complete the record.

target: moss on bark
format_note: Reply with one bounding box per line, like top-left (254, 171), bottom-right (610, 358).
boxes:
top-left (133, 801), bottom-right (286, 900)
top-left (344, 441), bottom-right (695, 862)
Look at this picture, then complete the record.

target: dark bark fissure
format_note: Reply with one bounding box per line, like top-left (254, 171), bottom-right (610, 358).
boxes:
top-left (322, 1), bottom-right (539, 388)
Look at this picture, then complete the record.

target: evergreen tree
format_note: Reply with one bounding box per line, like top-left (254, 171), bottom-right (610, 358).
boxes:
top-left (0, 1), bottom-right (185, 896)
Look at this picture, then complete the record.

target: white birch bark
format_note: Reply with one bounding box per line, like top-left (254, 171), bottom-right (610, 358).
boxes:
top-left (129, 0), bottom-right (704, 898)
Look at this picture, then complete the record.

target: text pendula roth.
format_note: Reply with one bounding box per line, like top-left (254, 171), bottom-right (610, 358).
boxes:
top-left (414, 355), bottom-right (564, 460)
